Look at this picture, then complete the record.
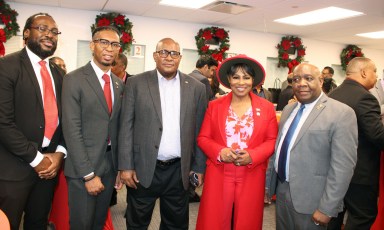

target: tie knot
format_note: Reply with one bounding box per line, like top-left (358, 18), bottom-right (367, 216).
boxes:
top-left (102, 74), bottom-right (110, 84)
top-left (299, 104), bottom-right (305, 110)
top-left (39, 60), bottom-right (47, 67)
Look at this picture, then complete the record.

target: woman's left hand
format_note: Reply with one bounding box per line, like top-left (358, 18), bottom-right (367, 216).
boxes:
top-left (233, 150), bottom-right (252, 166)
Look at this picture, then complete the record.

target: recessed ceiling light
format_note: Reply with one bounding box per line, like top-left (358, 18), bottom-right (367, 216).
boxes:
top-left (159, 0), bottom-right (215, 9)
top-left (356, 31), bottom-right (384, 39)
top-left (274, 7), bottom-right (364, 26)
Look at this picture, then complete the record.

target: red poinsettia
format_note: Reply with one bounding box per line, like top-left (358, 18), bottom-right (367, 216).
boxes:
top-left (297, 49), bottom-right (306, 56)
top-left (212, 52), bottom-right (223, 62)
top-left (215, 28), bottom-right (226, 39)
top-left (293, 38), bottom-right (302, 47)
top-left (281, 39), bottom-right (291, 50)
top-left (121, 32), bottom-right (131, 43)
top-left (0, 14), bottom-right (10, 25)
top-left (97, 18), bottom-right (110, 27)
top-left (0, 42), bottom-right (5, 56)
top-left (201, 45), bottom-right (209, 52)
top-left (202, 30), bottom-right (213, 40)
top-left (282, 53), bottom-right (289, 60)
top-left (0, 29), bottom-right (6, 43)
top-left (114, 15), bottom-right (125, 26)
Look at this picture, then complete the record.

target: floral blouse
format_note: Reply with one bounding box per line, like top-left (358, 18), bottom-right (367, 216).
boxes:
top-left (225, 106), bottom-right (254, 151)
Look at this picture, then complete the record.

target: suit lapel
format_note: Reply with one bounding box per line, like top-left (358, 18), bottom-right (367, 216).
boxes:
top-left (275, 103), bottom-right (297, 148)
top-left (110, 74), bottom-right (122, 119)
top-left (179, 73), bottom-right (191, 127)
top-left (20, 49), bottom-right (44, 109)
top-left (147, 70), bottom-right (162, 124)
top-left (84, 63), bottom-right (110, 115)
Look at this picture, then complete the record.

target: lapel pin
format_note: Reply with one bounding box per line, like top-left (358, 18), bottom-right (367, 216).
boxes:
top-left (185, 81), bottom-right (189, 84)
top-left (256, 112), bottom-right (260, 116)
top-left (115, 81), bottom-right (119, 88)
top-left (316, 104), bottom-right (324, 110)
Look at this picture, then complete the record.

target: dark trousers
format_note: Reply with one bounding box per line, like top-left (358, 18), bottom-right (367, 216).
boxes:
top-left (126, 161), bottom-right (189, 230)
top-left (328, 183), bottom-right (378, 230)
top-left (0, 170), bottom-right (57, 230)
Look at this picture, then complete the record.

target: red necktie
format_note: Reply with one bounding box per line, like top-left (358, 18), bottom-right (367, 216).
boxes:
top-left (39, 60), bottom-right (58, 140)
top-left (102, 74), bottom-right (112, 115)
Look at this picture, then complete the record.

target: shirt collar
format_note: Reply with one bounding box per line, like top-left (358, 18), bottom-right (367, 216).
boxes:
top-left (90, 60), bottom-right (111, 79)
top-left (26, 46), bottom-right (47, 64)
top-left (156, 70), bottom-right (179, 82)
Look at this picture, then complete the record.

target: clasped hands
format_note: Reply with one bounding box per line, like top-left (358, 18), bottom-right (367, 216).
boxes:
top-left (219, 148), bottom-right (252, 166)
top-left (34, 152), bottom-right (64, 180)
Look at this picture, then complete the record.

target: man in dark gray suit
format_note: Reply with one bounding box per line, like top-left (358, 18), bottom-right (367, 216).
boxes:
top-left (62, 26), bottom-right (124, 229)
top-left (189, 55), bottom-right (218, 101)
top-left (270, 63), bottom-right (358, 229)
top-left (118, 37), bottom-right (207, 229)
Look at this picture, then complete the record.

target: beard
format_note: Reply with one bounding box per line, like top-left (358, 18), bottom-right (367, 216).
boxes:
top-left (27, 37), bottom-right (57, 59)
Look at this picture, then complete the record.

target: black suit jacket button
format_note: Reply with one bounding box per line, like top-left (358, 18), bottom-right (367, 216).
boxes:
top-left (159, 127), bottom-right (162, 131)
top-left (155, 145), bottom-right (159, 149)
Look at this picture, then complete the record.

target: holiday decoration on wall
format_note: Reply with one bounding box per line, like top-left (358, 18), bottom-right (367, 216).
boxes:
top-left (0, 0), bottom-right (19, 56)
top-left (195, 26), bottom-right (230, 62)
top-left (91, 12), bottom-right (134, 53)
top-left (340, 45), bottom-right (364, 71)
top-left (276, 36), bottom-right (306, 73)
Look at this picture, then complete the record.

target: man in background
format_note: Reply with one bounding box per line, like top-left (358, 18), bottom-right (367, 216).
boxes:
top-left (62, 26), bottom-right (124, 229)
top-left (189, 55), bottom-right (217, 101)
top-left (328, 57), bottom-right (384, 229)
top-left (276, 73), bottom-right (294, 111)
top-left (111, 53), bottom-right (132, 83)
top-left (49, 56), bottom-right (67, 74)
top-left (253, 79), bottom-right (273, 102)
top-left (321, 66), bottom-right (337, 94)
top-left (271, 63), bottom-right (358, 229)
top-left (118, 37), bottom-right (207, 229)
top-left (0, 13), bottom-right (65, 229)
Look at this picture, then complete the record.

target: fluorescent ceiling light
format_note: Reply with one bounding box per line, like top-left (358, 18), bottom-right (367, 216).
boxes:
top-left (274, 7), bottom-right (364, 26)
top-left (356, 31), bottom-right (384, 39)
top-left (159, 0), bottom-right (215, 9)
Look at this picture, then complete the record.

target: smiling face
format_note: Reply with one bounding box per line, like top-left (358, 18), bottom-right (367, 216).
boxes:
top-left (153, 38), bottom-right (181, 79)
top-left (23, 15), bottom-right (58, 59)
top-left (90, 29), bottom-right (120, 72)
top-left (292, 64), bottom-right (323, 104)
top-left (228, 66), bottom-right (254, 98)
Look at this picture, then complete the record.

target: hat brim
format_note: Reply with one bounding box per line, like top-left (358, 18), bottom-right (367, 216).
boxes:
top-left (216, 55), bottom-right (265, 89)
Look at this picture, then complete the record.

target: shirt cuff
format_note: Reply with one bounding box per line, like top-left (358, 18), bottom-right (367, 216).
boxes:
top-left (29, 152), bottom-right (44, 167)
top-left (55, 145), bottom-right (67, 158)
top-left (84, 172), bottom-right (95, 179)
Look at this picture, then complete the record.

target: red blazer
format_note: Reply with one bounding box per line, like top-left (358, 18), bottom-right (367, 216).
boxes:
top-left (196, 92), bottom-right (277, 230)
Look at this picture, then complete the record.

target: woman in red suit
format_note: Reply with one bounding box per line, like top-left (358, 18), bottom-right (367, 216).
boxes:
top-left (196, 55), bottom-right (278, 230)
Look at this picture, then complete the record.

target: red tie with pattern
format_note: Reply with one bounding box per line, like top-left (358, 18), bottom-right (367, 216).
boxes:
top-left (39, 60), bottom-right (58, 140)
top-left (102, 74), bottom-right (112, 115)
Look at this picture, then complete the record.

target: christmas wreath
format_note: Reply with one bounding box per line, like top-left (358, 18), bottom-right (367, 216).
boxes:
top-left (0, 0), bottom-right (20, 56)
top-left (340, 45), bottom-right (364, 71)
top-left (276, 36), bottom-right (306, 73)
top-left (91, 12), bottom-right (134, 53)
top-left (195, 26), bottom-right (230, 62)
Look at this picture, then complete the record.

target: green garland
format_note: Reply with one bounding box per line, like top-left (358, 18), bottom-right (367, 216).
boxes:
top-left (91, 12), bottom-right (134, 53)
top-left (340, 45), bottom-right (364, 71)
top-left (0, 0), bottom-right (19, 56)
top-left (195, 26), bottom-right (230, 61)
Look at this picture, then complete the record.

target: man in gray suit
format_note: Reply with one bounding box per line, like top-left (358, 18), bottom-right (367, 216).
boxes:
top-left (189, 55), bottom-right (218, 101)
top-left (118, 37), bottom-right (207, 229)
top-left (270, 63), bottom-right (358, 229)
top-left (62, 26), bottom-right (124, 229)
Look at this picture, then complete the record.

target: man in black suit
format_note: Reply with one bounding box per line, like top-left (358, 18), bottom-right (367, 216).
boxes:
top-left (0, 13), bottom-right (65, 230)
top-left (111, 53), bottom-right (132, 84)
top-left (276, 73), bottom-right (294, 111)
top-left (328, 57), bottom-right (384, 229)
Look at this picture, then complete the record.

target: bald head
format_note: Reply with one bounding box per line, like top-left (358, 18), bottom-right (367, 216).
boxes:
top-left (292, 63), bottom-right (323, 104)
top-left (346, 57), bottom-right (377, 90)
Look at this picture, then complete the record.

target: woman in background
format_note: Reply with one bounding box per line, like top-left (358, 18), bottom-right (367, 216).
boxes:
top-left (196, 55), bottom-right (278, 230)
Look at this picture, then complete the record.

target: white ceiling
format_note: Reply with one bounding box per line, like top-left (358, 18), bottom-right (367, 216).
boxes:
top-left (9, 0), bottom-right (384, 50)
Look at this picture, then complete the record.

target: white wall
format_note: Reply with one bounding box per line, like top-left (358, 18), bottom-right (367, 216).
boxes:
top-left (7, 2), bottom-right (384, 88)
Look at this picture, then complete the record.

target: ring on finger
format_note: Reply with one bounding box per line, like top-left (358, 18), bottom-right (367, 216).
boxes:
top-left (314, 221), bottom-right (320, 226)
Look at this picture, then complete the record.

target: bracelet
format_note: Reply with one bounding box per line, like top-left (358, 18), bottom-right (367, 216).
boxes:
top-left (83, 174), bottom-right (96, 182)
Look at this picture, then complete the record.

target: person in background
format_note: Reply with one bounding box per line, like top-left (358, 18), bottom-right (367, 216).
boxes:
top-left (196, 55), bottom-right (278, 230)
top-left (253, 79), bottom-right (272, 102)
top-left (270, 63), bottom-right (358, 229)
top-left (111, 53), bottom-right (132, 84)
top-left (118, 38), bottom-right (207, 229)
top-left (49, 56), bottom-right (67, 74)
top-left (321, 66), bottom-right (337, 94)
top-left (276, 73), bottom-right (294, 111)
top-left (209, 73), bottom-right (227, 99)
top-left (370, 78), bottom-right (384, 124)
top-left (62, 26), bottom-right (124, 229)
top-left (328, 57), bottom-right (384, 230)
top-left (0, 13), bottom-right (65, 230)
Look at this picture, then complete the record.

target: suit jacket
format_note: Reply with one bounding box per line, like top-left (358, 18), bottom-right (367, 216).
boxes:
top-left (370, 79), bottom-right (384, 124)
top-left (196, 92), bottom-right (277, 230)
top-left (0, 48), bottom-right (64, 181)
top-left (118, 70), bottom-right (207, 189)
top-left (276, 85), bottom-right (294, 111)
top-left (253, 87), bottom-right (273, 102)
top-left (330, 79), bottom-right (384, 185)
top-left (62, 62), bottom-right (124, 178)
top-left (270, 94), bottom-right (358, 216)
top-left (189, 69), bottom-right (212, 102)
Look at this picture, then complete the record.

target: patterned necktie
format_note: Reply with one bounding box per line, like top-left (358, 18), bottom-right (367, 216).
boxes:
top-left (277, 104), bottom-right (305, 182)
top-left (39, 60), bottom-right (58, 140)
top-left (102, 74), bottom-right (112, 115)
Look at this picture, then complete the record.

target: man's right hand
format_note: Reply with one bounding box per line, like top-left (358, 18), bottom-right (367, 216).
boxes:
top-left (84, 176), bottom-right (104, 196)
top-left (34, 157), bottom-right (52, 174)
top-left (120, 170), bottom-right (139, 189)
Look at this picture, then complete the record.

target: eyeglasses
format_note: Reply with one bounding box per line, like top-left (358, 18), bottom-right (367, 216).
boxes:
top-left (93, 39), bottom-right (122, 50)
top-left (155, 50), bottom-right (181, 59)
top-left (30, 25), bottom-right (61, 36)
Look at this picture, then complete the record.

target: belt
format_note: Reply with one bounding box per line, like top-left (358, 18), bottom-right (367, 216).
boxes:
top-left (106, 145), bottom-right (112, 152)
top-left (156, 158), bottom-right (180, 167)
